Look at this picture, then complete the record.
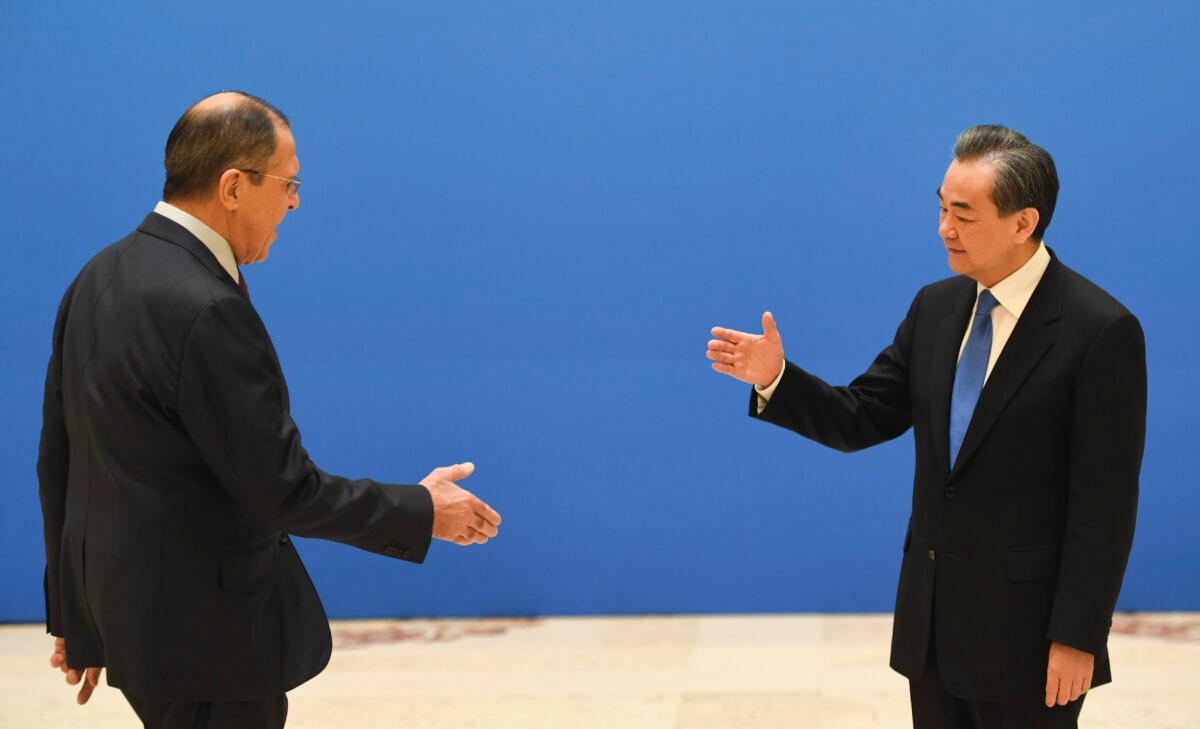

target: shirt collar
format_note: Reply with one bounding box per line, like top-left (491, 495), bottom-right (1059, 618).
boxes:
top-left (978, 242), bottom-right (1051, 319)
top-left (153, 201), bottom-right (240, 283)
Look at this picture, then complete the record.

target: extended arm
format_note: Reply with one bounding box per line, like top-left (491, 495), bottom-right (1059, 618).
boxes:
top-left (175, 296), bottom-right (497, 560)
top-left (710, 292), bottom-right (922, 452)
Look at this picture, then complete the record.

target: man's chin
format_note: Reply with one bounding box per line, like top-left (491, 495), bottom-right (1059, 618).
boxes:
top-left (946, 252), bottom-right (969, 275)
top-left (253, 236), bottom-right (276, 263)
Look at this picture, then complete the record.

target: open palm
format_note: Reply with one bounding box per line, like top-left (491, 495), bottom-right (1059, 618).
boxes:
top-left (707, 312), bottom-right (785, 387)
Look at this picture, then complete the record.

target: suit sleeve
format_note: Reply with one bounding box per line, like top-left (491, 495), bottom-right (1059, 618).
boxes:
top-left (1047, 313), bottom-right (1146, 656)
top-left (750, 289), bottom-right (921, 452)
top-left (37, 281), bottom-right (76, 637)
top-left (175, 296), bottom-right (434, 563)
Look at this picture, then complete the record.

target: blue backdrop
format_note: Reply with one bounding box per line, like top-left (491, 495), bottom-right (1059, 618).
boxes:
top-left (2, 2), bottom-right (1197, 621)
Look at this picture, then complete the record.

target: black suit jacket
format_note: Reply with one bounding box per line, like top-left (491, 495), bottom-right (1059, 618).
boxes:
top-left (38, 212), bottom-right (434, 701)
top-left (752, 252), bottom-right (1145, 702)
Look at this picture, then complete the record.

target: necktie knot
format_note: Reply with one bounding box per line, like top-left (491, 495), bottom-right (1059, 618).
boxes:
top-left (975, 289), bottom-right (999, 318)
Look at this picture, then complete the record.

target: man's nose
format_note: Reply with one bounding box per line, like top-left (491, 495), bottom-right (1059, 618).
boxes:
top-left (289, 192), bottom-right (300, 211)
top-left (938, 215), bottom-right (955, 239)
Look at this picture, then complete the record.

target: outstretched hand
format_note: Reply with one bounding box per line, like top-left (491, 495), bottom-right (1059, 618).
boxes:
top-left (708, 312), bottom-right (785, 388)
top-left (420, 462), bottom-right (501, 546)
top-left (50, 637), bottom-right (102, 705)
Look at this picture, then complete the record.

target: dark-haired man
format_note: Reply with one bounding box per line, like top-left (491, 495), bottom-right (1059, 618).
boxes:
top-left (708, 125), bottom-right (1145, 728)
top-left (39, 91), bottom-right (502, 728)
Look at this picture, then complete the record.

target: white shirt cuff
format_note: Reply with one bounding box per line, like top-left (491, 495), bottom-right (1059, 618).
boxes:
top-left (754, 360), bottom-right (787, 413)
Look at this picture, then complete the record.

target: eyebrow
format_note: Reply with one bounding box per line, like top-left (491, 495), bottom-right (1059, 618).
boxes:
top-left (936, 188), bottom-right (974, 211)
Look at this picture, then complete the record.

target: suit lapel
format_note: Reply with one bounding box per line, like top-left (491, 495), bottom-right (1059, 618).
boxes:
top-left (948, 257), bottom-right (1065, 481)
top-left (930, 282), bottom-right (976, 480)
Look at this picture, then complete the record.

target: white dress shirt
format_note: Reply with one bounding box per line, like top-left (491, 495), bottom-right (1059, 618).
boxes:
top-left (755, 243), bottom-right (1052, 412)
top-left (153, 201), bottom-right (240, 284)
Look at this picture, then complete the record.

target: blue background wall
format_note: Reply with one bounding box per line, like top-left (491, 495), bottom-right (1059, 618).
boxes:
top-left (2, 1), bottom-right (1197, 621)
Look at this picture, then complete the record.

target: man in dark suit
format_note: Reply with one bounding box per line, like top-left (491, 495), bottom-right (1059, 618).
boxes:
top-left (39, 91), bottom-right (502, 728)
top-left (707, 125), bottom-right (1145, 728)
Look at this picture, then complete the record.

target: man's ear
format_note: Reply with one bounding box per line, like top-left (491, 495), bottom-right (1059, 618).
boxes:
top-left (1013, 206), bottom-right (1040, 245)
top-left (217, 169), bottom-right (242, 211)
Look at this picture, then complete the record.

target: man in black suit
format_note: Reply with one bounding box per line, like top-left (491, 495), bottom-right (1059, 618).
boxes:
top-left (39, 91), bottom-right (502, 728)
top-left (707, 125), bottom-right (1145, 728)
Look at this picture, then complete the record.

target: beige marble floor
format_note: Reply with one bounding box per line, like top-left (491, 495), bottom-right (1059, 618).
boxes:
top-left (2, 613), bottom-right (1196, 728)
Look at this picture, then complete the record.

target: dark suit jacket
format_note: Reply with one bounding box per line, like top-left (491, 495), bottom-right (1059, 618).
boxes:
top-left (751, 252), bottom-right (1145, 702)
top-left (38, 212), bottom-right (434, 701)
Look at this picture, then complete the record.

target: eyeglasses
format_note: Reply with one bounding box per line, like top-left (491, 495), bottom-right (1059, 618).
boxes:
top-left (239, 169), bottom-right (301, 196)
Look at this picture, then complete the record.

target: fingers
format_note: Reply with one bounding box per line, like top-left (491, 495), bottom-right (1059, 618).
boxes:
top-left (711, 362), bottom-right (735, 376)
top-left (473, 498), bottom-right (501, 527)
top-left (1055, 676), bottom-right (1071, 706)
top-left (710, 326), bottom-right (750, 344)
top-left (707, 338), bottom-right (737, 366)
top-left (449, 524), bottom-right (496, 546)
top-left (1045, 641), bottom-right (1094, 707)
top-left (706, 349), bottom-right (735, 365)
top-left (58, 638), bottom-right (102, 705)
top-left (1068, 676), bottom-right (1084, 703)
top-left (51, 637), bottom-right (67, 672)
top-left (473, 515), bottom-right (499, 538)
top-left (762, 311), bottom-right (779, 338)
top-left (76, 667), bottom-right (101, 705)
top-left (432, 496), bottom-right (501, 546)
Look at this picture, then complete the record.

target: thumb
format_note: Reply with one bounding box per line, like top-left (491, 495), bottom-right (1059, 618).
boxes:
top-left (762, 311), bottom-right (779, 339)
top-left (446, 461), bottom-right (475, 481)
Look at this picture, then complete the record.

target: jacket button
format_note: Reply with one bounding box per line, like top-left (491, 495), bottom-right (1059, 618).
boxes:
top-left (928, 549), bottom-right (936, 561)
top-left (279, 534), bottom-right (289, 544)
top-left (944, 486), bottom-right (956, 498)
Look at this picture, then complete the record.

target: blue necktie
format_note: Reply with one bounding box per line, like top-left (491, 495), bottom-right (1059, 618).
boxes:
top-left (949, 290), bottom-right (999, 467)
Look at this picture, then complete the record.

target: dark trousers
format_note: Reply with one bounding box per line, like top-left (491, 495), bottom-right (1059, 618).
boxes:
top-left (910, 627), bottom-right (1084, 729)
top-left (122, 690), bottom-right (287, 729)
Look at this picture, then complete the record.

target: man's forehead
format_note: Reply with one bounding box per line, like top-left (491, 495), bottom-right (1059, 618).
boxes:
top-left (269, 152), bottom-right (300, 176)
top-left (271, 126), bottom-right (300, 173)
top-left (940, 159), bottom-right (995, 209)
top-left (937, 187), bottom-right (972, 211)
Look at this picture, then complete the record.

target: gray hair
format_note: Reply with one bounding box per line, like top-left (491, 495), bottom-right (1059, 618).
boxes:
top-left (954, 125), bottom-right (1059, 241)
